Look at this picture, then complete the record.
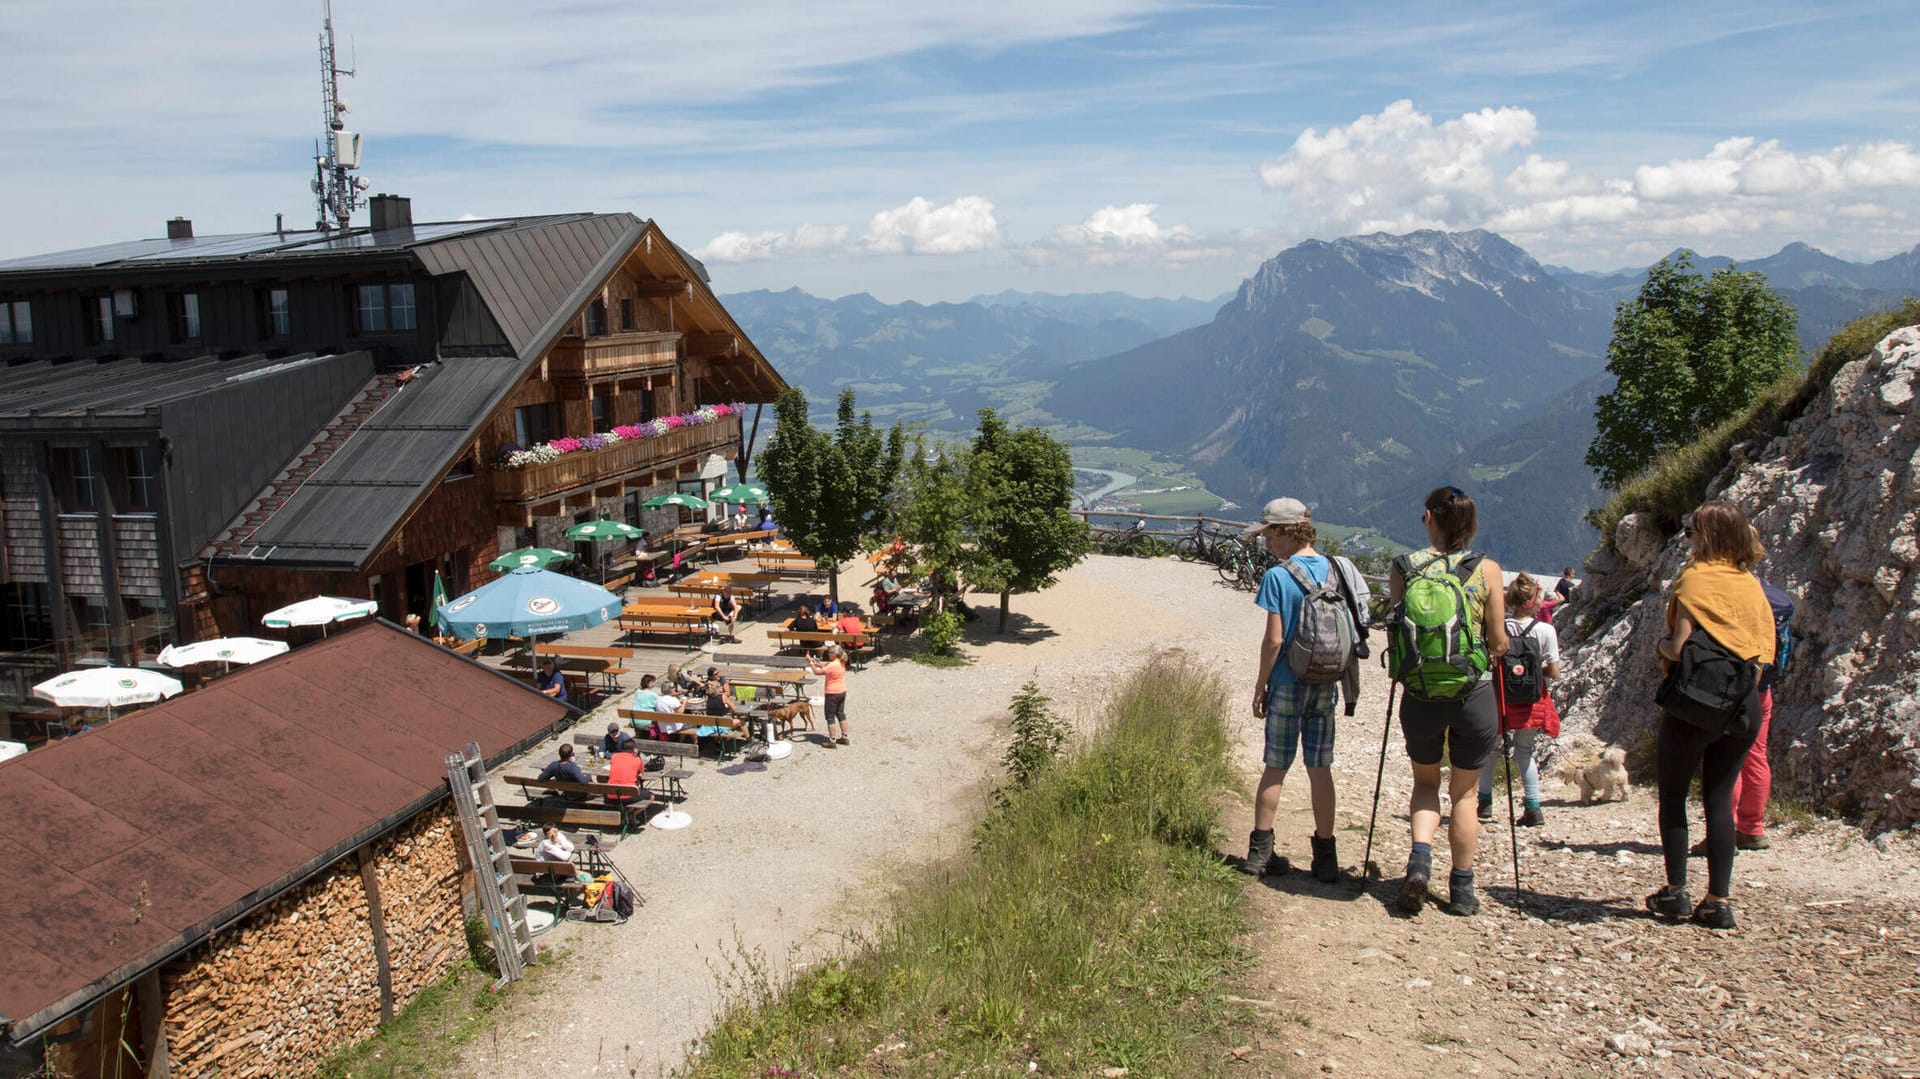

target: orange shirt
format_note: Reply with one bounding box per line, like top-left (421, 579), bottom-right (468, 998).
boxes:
top-left (819, 659), bottom-right (847, 694)
top-left (836, 614), bottom-right (866, 647)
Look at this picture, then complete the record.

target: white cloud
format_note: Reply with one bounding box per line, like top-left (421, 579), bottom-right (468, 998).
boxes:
top-left (1027, 203), bottom-right (1242, 268)
top-left (864, 196), bottom-right (1001, 255)
top-left (1635, 137), bottom-right (1920, 201)
top-left (694, 224), bottom-right (850, 263)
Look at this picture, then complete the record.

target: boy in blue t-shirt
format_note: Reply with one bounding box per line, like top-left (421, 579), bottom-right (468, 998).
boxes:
top-left (1242, 497), bottom-right (1342, 883)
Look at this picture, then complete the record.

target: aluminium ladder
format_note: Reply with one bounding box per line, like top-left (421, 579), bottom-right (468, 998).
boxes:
top-left (447, 741), bottom-right (535, 985)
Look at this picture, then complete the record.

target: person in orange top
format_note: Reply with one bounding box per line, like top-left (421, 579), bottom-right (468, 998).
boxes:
top-left (1647, 501), bottom-right (1776, 931)
top-left (604, 735), bottom-right (644, 806)
top-left (808, 644), bottom-right (851, 747)
top-left (835, 601), bottom-right (868, 649)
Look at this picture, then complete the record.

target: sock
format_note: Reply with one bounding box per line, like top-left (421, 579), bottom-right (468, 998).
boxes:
top-left (1410, 842), bottom-right (1432, 860)
top-left (1451, 868), bottom-right (1474, 887)
top-left (1250, 828), bottom-right (1274, 841)
top-left (1524, 797), bottom-right (1541, 809)
top-left (1478, 793), bottom-right (1493, 804)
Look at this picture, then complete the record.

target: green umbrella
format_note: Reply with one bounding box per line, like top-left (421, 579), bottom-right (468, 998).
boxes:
top-left (708, 482), bottom-right (769, 503)
top-left (489, 547), bottom-right (576, 572)
top-left (564, 519), bottom-right (644, 541)
top-left (641, 492), bottom-right (710, 510)
top-left (430, 570), bottom-right (449, 634)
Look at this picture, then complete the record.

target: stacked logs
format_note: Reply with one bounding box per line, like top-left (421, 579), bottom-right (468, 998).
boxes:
top-left (159, 805), bottom-right (468, 1077)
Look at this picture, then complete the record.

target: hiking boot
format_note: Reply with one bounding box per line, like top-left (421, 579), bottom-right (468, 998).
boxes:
top-left (1399, 850), bottom-right (1432, 913)
top-left (1241, 830), bottom-right (1284, 877)
top-left (1449, 876), bottom-right (1480, 916)
top-left (1688, 838), bottom-right (1708, 857)
top-left (1310, 834), bottom-right (1340, 883)
top-left (836, 735), bottom-right (851, 746)
top-left (1692, 899), bottom-right (1737, 930)
top-left (1735, 832), bottom-right (1770, 851)
top-left (1476, 797), bottom-right (1494, 822)
top-left (1645, 884), bottom-right (1692, 921)
top-left (1518, 806), bottom-right (1545, 828)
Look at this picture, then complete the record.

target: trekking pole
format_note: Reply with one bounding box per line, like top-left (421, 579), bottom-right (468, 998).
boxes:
top-left (1359, 679), bottom-right (1398, 884)
top-left (1493, 673), bottom-right (1523, 898)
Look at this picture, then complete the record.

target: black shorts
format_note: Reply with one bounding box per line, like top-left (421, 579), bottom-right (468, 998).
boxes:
top-left (1399, 679), bottom-right (1498, 771)
top-left (824, 692), bottom-right (847, 724)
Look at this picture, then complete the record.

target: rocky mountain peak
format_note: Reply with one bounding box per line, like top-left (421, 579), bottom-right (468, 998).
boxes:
top-left (1235, 228), bottom-right (1551, 314)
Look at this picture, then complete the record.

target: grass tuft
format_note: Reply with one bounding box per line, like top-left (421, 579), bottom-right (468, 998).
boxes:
top-left (1593, 298), bottom-right (1920, 541)
top-left (685, 651), bottom-right (1258, 1078)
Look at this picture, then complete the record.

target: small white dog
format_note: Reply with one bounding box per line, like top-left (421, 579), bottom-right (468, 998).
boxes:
top-left (1556, 739), bottom-right (1631, 803)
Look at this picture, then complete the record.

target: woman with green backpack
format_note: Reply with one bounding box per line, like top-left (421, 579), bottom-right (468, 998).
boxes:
top-left (1386, 486), bottom-right (1508, 916)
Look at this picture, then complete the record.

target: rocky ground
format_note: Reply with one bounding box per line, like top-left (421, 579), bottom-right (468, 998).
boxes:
top-left (456, 554), bottom-right (1920, 1078)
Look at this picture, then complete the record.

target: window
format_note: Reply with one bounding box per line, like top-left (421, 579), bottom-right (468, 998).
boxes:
top-left (512, 402), bottom-right (563, 447)
top-left (86, 296), bottom-right (114, 344)
top-left (619, 298), bottom-right (634, 332)
top-left (167, 292), bottom-right (201, 342)
top-left (590, 392), bottom-right (609, 431)
top-left (116, 446), bottom-right (157, 511)
top-left (0, 582), bottom-right (53, 651)
top-left (123, 596), bottom-right (172, 658)
top-left (50, 447), bottom-right (96, 512)
top-left (67, 595), bottom-right (111, 658)
top-left (355, 282), bottom-right (416, 333)
top-left (0, 299), bottom-right (30, 344)
top-left (259, 288), bottom-right (290, 338)
top-left (586, 298), bottom-right (608, 337)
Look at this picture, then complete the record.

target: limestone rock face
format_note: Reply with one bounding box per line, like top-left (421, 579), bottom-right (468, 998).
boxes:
top-left (1559, 326), bottom-right (1920, 830)
top-left (1612, 512), bottom-right (1669, 567)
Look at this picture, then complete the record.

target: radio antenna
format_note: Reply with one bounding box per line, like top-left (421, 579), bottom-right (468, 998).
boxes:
top-left (311, 0), bottom-right (368, 231)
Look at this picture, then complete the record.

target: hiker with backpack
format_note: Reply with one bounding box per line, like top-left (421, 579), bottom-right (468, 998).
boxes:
top-left (1479, 575), bottom-right (1560, 827)
top-left (1647, 501), bottom-right (1775, 930)
top-left (1240, 498), bottom-right (1363, 884)
top-left (1696, 526), bottom-right (1794, 855)
top-left (1385, 486), bottom-right (1508, 916)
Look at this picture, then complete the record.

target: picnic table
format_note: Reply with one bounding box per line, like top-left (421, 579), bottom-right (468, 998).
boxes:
top-left (716, 664), bottom-right (815, 702)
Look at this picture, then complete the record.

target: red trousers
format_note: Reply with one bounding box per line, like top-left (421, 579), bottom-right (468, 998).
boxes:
top-left (1731, 689), bottom-right (1773, 836)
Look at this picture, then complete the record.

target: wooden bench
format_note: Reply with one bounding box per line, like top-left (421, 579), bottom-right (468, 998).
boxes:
top-left (508, 855), bottom-right (587, 913)
top-left (711, 651), bottom-right (809, 669)
top-left (496, 802), bottom-right (627, 835)
top-left (572, 732), bottom-right (695, 801)
top-left (620, 707), bottom-right (750, 761)
top-left (444, 637), bottom-right (485, 656)
top-left (501, 775), bottom-right (653, 835)
top-left (766, 629), bottom-right (877, 666)
top-left (616, 615), bottom-right (709, 648)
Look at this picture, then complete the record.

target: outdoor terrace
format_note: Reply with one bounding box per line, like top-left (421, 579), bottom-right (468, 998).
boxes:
top-left (493, 413), bottom-right (741, 522)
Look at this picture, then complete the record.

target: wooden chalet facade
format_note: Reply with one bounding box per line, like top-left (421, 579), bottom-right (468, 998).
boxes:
top-left (0, 200), bottom-right (783, 739)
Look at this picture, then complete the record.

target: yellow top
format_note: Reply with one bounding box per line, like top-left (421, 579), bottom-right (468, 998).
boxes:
top-left (1668, 560), bottom-right (1776, 665)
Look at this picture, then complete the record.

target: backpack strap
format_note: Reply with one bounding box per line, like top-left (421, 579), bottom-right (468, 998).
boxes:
top-left (1278, 556), bottom-right (1323, 595)
top-left (1448, 552), bottom-right (1484, 584)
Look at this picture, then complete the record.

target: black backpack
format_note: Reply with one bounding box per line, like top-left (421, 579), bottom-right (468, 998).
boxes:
top-left (1500, 618), bottom-right (1545, 705)
top-left (1654, 628), bottom-right (1761, 737)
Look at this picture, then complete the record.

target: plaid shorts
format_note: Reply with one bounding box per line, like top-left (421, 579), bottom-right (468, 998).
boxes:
top-left (1263, 680), bottom-right (1339, 771)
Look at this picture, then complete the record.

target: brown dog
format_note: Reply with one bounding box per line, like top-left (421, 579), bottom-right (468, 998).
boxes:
top-left (768, 699), bottom-right (815, 737)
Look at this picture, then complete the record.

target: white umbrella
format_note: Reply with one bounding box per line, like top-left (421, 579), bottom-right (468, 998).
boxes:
top-left (157, 637), bottom-right (290, 668)
top-left (261, 596), bottom-right (378, 633)
top-left (33, 667), bottom-right (183, 710)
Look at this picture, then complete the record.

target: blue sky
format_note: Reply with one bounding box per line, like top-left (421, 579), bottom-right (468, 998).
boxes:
top-left (4, 0), bottom-right (1918, 301)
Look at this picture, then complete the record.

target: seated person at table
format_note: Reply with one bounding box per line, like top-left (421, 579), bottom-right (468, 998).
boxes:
top-left (714, 588), bottom-right (741, 642)
top-left (871, 574), bottom-right (900, 613)
top-left (631, 673), bottom-right (685, 715)
top-left (666, 663), bottom-right (703, 697)
top-left (758, 507), bottom-right (776, 531)
top-left (537, 744), bottom-right (593, 801)
top-left (537, 824), bottom-right (575, 862)
top-left (604, 737), bottom-right (644, 805)
top-left (534, 656), bottom-right (568, 702)
top-left (601, 721), bottom-right (623, 757)
top-left (704, 668), bottom-right (736, 716)
top-left (791, 605), bottom-right (819, 632)
top-left (818, 597), bottom-right (839, 620)
top-left (731, 506), bottom-right (750, 531)
top-left (836, 602), bottom-right (868, 647)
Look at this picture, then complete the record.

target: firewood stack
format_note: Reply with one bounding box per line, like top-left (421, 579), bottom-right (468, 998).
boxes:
top-left (159, 805), bottom-right (468, 1077)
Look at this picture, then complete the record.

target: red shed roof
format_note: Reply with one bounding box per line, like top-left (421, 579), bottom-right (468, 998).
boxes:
top-left (0, 621), bottom-right (568, 1043)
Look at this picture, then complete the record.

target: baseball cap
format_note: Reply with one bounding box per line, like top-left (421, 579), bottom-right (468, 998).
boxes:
top-left (1242, 497), bottom-right (1311, 535)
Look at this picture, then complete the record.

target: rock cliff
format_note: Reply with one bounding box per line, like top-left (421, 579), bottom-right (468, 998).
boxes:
top-left (1557, 325), bottom-right (1920, 830)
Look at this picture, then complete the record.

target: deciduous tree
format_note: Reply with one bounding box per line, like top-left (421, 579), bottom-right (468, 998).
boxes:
top-left (967, 410), bottom-right (1090, 632)
top-left (759, 388), bottom-right (904, 603)
top-left (1587, 253), bottom-right (1799, 489)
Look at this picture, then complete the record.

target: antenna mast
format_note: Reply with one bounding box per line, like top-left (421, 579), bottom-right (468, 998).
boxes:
top-left (312, 0), bottom-right (368, 231)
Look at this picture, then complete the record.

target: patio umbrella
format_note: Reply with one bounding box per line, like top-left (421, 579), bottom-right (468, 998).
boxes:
top-left (261, 596), bottom-right (378, 634)
top-left (564, 520), bottom-right (643, 542)
top-left (489, 547), bottom-right (576, 572)
top-left (431, 570), bottom-right (450, 635)
top-left (434, 566), bottom-right (620, 681)
top-left (156, 637), bottom-right (289, 668)
top-left (708, 482), bottom-right (768, 504)
top-left (34, 667), bottom-right (183, 715)
top-left (641, 492), bottom-right (710, 511)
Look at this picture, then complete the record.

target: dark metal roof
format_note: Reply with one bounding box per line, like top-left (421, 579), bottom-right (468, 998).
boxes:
top-left (413, 214), bottom-right (643, 359)
top-left (0, 621), bottom-right (569, 1046)
top-left (234, 354), bottom-right (526, 567)
top-left (0, 352), bottom-right (351, 426)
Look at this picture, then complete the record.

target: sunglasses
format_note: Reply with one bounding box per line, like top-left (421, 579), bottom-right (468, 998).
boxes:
top-left (1682, 523), bottom-right (1696, 537)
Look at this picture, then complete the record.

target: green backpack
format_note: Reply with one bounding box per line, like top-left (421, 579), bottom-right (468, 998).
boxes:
top-left (1387, 551), bottom-right (1489, 700)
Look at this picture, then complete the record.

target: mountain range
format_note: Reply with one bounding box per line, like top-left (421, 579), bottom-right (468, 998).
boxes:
top-left (726, 234), bottom-right (1920, 569)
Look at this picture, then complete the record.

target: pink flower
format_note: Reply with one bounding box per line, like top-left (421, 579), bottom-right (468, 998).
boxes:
top-left (666, 415), bottom-right (685, 428)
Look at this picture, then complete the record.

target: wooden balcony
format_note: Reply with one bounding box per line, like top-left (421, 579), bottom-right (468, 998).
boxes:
top-left (492, 414), bottom-right (740, 517)
top-left (548, 331), bottom-right (681, 384)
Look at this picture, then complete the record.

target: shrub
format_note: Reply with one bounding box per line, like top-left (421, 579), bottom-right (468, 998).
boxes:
top-left (921, 608), bottom-right (961, 655)
top-left (999, 679), bottom-right (1071, 795)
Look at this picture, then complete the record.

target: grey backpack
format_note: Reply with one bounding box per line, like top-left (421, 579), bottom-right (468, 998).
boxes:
top-left (1281, 558), bottom-right (1359, 685)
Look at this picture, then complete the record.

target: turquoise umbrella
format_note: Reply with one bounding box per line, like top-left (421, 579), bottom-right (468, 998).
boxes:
top-left (489, 547), bottom-right (575, 572)
top-left (434, 566), bottom-right (621, 680)
top-left (565, 520), bottom-right (644, 541)
top-left (708, 483), bottom-right (768, 503)
top-left (641, 492), bottom-right (710, 510)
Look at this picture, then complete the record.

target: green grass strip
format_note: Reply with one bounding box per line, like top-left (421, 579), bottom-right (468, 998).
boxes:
top-left (687, 652), bottom-right (1257, 1078)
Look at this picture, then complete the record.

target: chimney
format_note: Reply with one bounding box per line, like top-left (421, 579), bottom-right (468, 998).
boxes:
top-left (368, 194), bottom-right (412, 232)
top-left (166, 217), bottom-right (193, 240)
